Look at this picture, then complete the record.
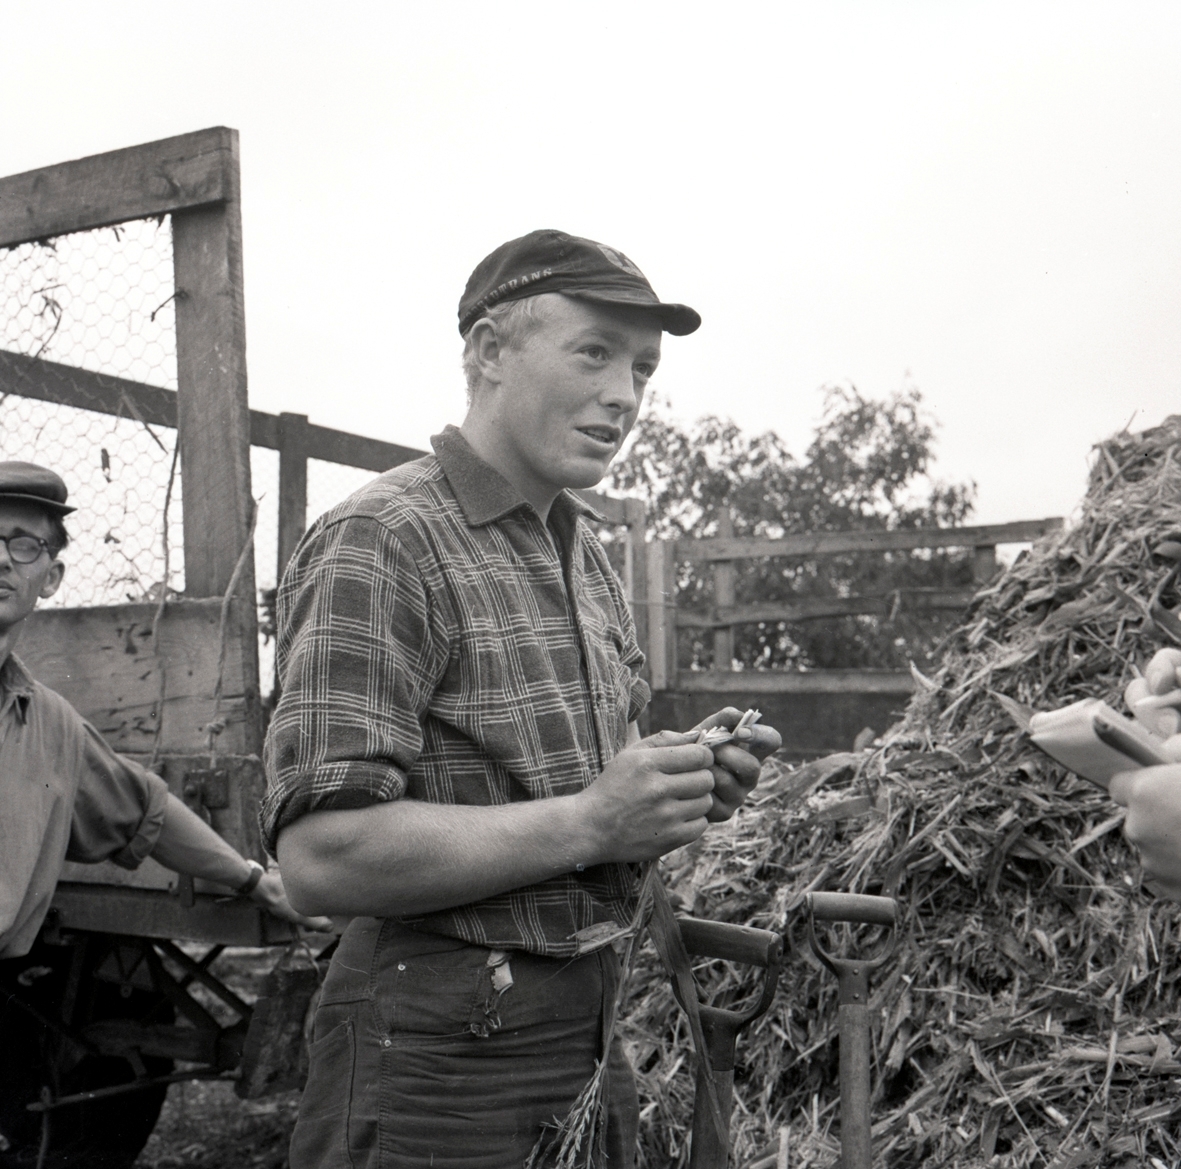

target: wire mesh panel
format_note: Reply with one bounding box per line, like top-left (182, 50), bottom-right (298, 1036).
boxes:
top-left (250, 446), bottom-right (280, 696)
top-left (0, 218), bottom-right (184, 606)
top-left (251, 447), bottom-right (280, 597)
top-left (307, 458), bottom-right (379, 526)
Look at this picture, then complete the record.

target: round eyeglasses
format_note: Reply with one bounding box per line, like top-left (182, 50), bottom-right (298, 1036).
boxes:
top-left (0, 535), bottom-right (53, 564)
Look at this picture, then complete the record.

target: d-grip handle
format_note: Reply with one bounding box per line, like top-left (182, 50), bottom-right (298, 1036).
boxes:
top-left (676, 916), bottom-right (785, 1169)
top-left (677, 918), bottom-right (784, 968)
top-left (806, 892), bottom-right (897, 927)
top-left (805, 892), bottom-right (898, 1169)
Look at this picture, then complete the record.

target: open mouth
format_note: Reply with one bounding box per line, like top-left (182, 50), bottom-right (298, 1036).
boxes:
top-left (576, 425), bottom-right (621, 448)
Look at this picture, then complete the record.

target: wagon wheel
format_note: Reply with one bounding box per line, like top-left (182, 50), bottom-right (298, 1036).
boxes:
top-left (0, 938), bottom-right (172, 1169)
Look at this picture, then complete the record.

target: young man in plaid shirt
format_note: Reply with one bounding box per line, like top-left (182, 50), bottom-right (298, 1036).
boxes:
top-left (263, 231), bottom-right (781, 1168)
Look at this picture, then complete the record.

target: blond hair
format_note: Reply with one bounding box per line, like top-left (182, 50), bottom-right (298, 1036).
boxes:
top-left (460, 295), bottom-right (554, 403)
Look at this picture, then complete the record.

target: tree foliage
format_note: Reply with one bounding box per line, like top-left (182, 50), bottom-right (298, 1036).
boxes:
top-left (605, 385), bottom-right (977, 670)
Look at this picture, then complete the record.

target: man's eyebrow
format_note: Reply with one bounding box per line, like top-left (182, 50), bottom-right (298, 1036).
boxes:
top-left (569, 327), bottom-right (663, 359)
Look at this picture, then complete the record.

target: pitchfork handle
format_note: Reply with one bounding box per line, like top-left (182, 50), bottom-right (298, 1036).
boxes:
top-left (676, 918), bottom-right (783, 1169)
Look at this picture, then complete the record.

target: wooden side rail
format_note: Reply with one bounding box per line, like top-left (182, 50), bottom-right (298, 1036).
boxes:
top-left (677, 518), bottom-right (1063, 563)
top-left (0, 351), bottom-right (427, 471)
top-left (0, 127), bottom-right (235, 248)
top-left (675, 587), bottom-right (980, 629)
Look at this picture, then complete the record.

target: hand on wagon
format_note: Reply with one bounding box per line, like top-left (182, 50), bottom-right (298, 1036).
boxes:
top-left (245, 867), bottom-right (335, 932)
top-left (149, 793), bottom-right (334, 930)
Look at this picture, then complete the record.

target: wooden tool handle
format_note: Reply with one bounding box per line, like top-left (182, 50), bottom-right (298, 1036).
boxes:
top-left (677, 918), bottom-right (783, 967)
top-left (807, 892), bottom-right (896, 926)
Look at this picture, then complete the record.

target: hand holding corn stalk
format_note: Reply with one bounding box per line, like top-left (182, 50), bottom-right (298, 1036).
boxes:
top-left (694, 706), bottom-right (763, 747)
top-left (528, 709), bottom-right (775, 1168)
top-left (693, 708), bottom-right (777, 824)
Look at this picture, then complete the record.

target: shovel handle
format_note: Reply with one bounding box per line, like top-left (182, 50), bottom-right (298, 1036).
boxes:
top-left (804, 894), bottom-right (897, 1169)
top-left (677, 918), bottom-right (783, 967)
top-left (807, 892), bottom-right (896, 926)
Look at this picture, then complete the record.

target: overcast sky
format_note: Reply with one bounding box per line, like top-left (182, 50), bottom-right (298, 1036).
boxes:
top-left (2, 1), bottom-right (1178, 526)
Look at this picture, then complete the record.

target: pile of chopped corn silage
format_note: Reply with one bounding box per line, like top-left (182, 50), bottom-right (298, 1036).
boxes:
top-left (625, 416), bottom-right (1181, 1168)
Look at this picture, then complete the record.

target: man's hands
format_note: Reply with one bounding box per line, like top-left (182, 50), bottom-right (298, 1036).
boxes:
top-left (1110, 764), bottom-right (1181, 901)
top-left (575, 708), bottom-right (783, 864)
top-left (1109, 649), bottom-right (1181, 901)
top-left (575, 732), bottom-right (716, 863)
top-left (689, 708), bottom-right (783, 821)
top-left (1125, 647), bottom-right (1181, 756)
top-left (276, 709), bottom-right (783, 920)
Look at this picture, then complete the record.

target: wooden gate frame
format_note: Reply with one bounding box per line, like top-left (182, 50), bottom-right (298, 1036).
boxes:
top-left (0, 126), bottom-right (652, 755)
top-left (0, 127), bottom-right (264, 751)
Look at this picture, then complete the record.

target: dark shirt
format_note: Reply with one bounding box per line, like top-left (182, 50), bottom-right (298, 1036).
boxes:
top-left (0, 655), bottom-right (170, 958)
top-left (261, 426), bottom-right (650, 956)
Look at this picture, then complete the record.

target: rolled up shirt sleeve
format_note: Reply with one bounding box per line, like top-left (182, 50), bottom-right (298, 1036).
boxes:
top-left (67, 722), bottom-right (171, 868)
top-left (260, 513), bottom-right (449, 857)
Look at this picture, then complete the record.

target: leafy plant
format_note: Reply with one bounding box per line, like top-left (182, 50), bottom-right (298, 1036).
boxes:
top-left (605, 385), bottom-right (977, 670)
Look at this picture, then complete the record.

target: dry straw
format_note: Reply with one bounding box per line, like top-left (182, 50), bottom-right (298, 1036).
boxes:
top-left (624, 416), bottom-right (1181, 1168)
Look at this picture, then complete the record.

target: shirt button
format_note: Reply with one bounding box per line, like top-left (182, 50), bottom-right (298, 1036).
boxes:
top-left (382, 1038), bottom-right (392, 1048)
top-left (397, 963), bottom-right (406, 971)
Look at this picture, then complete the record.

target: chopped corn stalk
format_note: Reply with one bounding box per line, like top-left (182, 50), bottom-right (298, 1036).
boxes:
top-left (695, 708), bottom-right (762, 747)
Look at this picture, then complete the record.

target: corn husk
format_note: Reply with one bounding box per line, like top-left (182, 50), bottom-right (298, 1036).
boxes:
top-left (625, 416), bottom-right (1181, 1168)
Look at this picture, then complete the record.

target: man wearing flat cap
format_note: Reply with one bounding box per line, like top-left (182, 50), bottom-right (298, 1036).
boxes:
top-left (264, 231), bottom-right (781, 1167)
top-left (0, 461), bottom-right (323, 966)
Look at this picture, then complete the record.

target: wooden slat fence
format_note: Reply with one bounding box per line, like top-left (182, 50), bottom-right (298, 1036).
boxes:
top-left (644, 515), bottom-right (1064, 694)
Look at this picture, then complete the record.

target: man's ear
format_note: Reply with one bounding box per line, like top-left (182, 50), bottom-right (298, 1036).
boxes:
top-left (39, 559), bottom-right (65, 601)
top-left (467, 318), bottom-right (506, 390)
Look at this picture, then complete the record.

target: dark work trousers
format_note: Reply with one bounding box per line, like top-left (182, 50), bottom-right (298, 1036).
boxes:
top-left (289, 917), bottom-right (639, 1169)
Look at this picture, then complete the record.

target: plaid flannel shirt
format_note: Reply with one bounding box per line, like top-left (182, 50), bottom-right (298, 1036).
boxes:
top-left (261, 426), bottom-right (650, 956)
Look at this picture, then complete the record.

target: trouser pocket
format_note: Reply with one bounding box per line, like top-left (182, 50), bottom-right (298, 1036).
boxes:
top-left (370, 922), bottom-right (490, 1037)
top-left (289, 1015), bottom-right (358, 1169)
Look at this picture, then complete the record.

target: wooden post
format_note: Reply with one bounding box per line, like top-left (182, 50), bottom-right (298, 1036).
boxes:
top-left (646, 540), bottom-right (678, 691)
top-left (712, 508), bottom-right (735, 671)
top-left (277, 412), bottom-right (310, 582)
top-left (171, 128), bottom-right (261, 756)
top-left (973, 544), bottom-right (998, 584)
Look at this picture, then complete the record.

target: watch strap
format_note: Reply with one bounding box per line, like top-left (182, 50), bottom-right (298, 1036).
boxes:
top-left (235, 859), bottom-right (265, 896)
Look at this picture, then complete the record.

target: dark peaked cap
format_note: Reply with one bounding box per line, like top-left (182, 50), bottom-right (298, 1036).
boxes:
top-left (0, 461), bottom-right (76, 515)
top-left (458, 229), bottom-right (701, 337)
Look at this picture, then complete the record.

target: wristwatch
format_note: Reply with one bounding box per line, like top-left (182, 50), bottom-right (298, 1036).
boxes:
top-left (235, 859), bottom-right (265, 896)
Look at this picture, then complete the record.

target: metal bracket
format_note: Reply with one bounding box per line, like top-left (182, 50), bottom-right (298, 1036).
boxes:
top-left (175, 764), bottom-right (230, 907)
top-left (155, 755), bottom-right (267, 907)
top-left (182, 767), bottom-right (230, 812)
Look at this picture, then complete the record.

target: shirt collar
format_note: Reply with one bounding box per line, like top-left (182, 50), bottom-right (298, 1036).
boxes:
top-left (0, 653), bottom-right (35, 723)
top-left (431, 425), bottom-right (606, 528)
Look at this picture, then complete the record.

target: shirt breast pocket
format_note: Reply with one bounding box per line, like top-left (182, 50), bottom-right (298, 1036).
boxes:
top-left (589, 630), bottom-right (639, 749)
